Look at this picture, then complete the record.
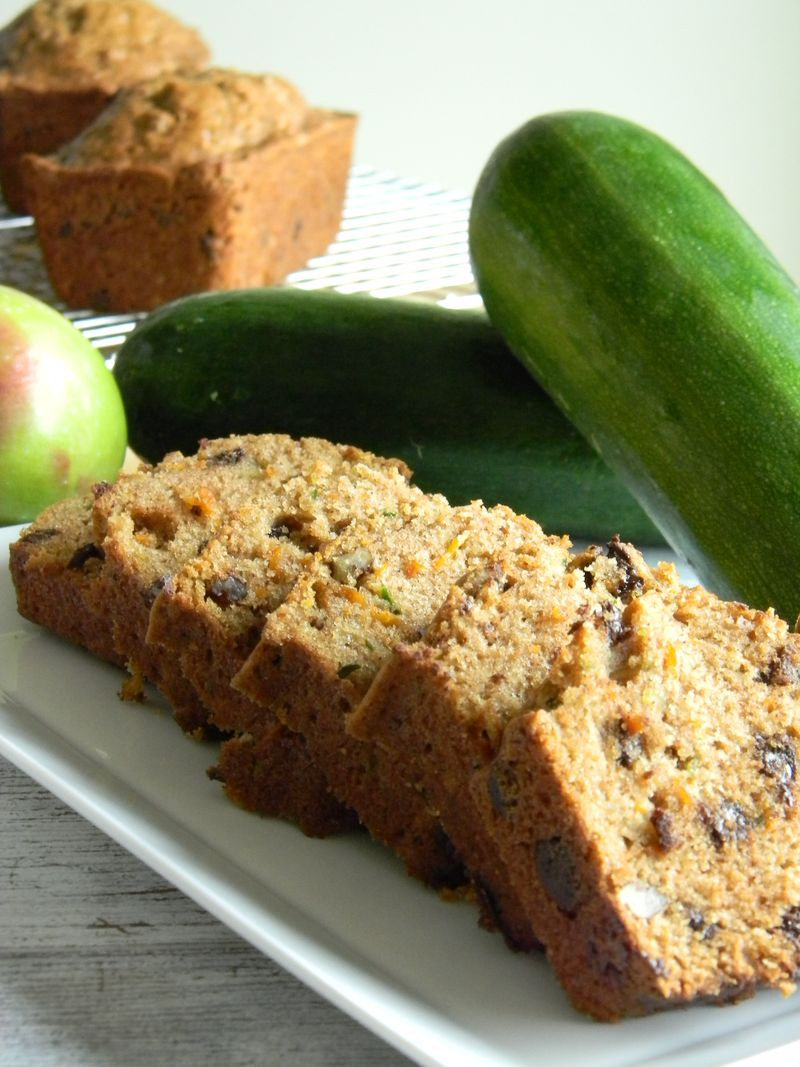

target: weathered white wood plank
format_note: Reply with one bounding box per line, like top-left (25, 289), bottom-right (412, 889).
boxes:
top-left (0, 756), bottom-right (411, 1067)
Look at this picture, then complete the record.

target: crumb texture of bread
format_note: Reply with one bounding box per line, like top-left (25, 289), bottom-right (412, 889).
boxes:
top-left (354, 536), bottom-right (800, 1018)
top-left (0, 0), bottom-right (209, 211)
top-left (234, 501), bottom-right (550, 890)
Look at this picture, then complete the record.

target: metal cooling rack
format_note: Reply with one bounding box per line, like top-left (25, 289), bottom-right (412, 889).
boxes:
top-left (0, 165), bottom-right (482, 357)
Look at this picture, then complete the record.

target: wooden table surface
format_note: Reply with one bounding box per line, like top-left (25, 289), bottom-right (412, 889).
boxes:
top-left (0, 754), bottom-right (412, 1067)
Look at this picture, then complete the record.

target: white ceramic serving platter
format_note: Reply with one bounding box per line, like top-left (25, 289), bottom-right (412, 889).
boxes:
top-left (3, 524), bottom-right (800, 1067)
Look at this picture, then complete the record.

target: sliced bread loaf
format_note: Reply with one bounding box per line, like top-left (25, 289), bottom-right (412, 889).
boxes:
top-left (352, 537), bottom-right (800, 1017)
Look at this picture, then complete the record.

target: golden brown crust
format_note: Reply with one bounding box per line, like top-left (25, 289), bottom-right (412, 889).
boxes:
top-left (210, 726), bottom-right (358, 838)
top-left (0, 0), bottom-right (209, 89)
top-left (23, 106), bottom-right (356, 310)
top-left (60, 68), bottom-right (308, 166)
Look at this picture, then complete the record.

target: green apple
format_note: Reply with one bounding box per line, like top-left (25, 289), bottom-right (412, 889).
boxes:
top-left (0, 285), bottom-right (127, 524)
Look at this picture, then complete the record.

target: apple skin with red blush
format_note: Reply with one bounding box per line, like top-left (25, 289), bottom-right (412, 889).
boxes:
top-left (0, 285), bottom-right (127, 524)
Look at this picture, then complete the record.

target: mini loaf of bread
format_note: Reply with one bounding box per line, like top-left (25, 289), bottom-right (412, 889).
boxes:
top-left (22, 66), bottom-right (357, 310)
top-left (0, 0), bottom-right (209, 212)
top-left (353, 537), bottom-right (800, 1019)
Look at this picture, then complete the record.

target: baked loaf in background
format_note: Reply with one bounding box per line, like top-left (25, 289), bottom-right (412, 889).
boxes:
top-left (12, 431), bottom-right (800, 1020)
top-left (0, 0), bottom-right (209, 212)
top-left (22, 66), bottom-right (357, 310)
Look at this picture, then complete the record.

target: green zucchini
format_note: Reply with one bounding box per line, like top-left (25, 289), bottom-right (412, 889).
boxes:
top-left (470, 110), bottom-right (800, 621)
top-left (112, 287), bottom-right (661, 542)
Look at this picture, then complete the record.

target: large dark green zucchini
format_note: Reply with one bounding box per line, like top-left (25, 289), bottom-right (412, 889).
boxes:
top-left (470, 110), bottom-right (800, 621)
top-left (112, 287), bottom-right (661, 542)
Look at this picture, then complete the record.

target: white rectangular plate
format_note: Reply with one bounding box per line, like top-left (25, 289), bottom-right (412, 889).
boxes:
top-left (3, 524), bottom-right (800, 1067)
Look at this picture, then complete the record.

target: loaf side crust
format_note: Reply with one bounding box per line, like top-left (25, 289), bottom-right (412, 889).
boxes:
top-left (22, 108), bottom-right (356, 310)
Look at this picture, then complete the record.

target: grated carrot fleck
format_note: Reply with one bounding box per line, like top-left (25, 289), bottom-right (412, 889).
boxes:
top-left (179, 485), bottom-right (216, 517)
top-left (433, 533), bottom-right (467, 570)
top-left (338, 586), bottom-right (367, 606)
top-left (626, 712), bottom-right (647, 734)
top-left (663, 643), bottom-right (678, 672)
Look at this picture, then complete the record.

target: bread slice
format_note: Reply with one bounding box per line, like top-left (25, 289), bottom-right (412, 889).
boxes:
top-left (352, 537), bottom-right (800, 1018)
top-left (209, 724), bottom-right (359, 838)
top-left (10, 492), bottom-right (124, 667)
top-left (143, 446), bottom-right (428, 841)
top-left (22, 67), bottom-right (355, 310)
top-left (9, 487), bottom-right (214, 733)
top-left (349, 533), bottom-right (596, 949)
top-left (10, 434), bottom-right (408, 838)
top-left (91, 434), bottom-right (407, 728)
top-left (234, 500), bottom-right (549, 889)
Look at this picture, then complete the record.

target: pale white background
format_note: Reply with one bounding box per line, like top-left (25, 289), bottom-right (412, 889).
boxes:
top-left (0, 0), bottom-right (798, 279)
